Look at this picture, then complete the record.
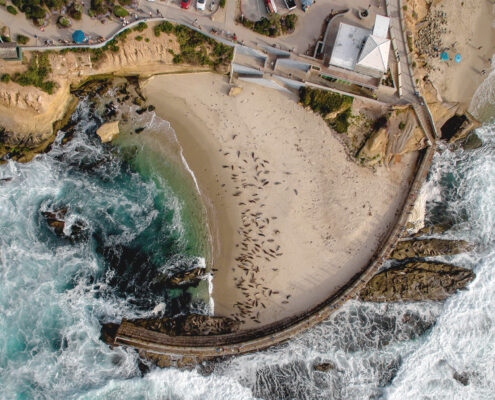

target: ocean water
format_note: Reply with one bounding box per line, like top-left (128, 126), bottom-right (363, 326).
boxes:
top-left (1, 84), bottom-right (494, 399)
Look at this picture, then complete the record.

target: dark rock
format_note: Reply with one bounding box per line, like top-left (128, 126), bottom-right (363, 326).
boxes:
top-left (359, 262), bottom-right (475, 302)
top-left (411, 223), bottom-right (452, 238)
top-left (118, 84), bottom-right (129, 95)
top-left (390, 239), bottom-right (473, 260)
top-left (72, 77), bottom-right (114, 98)
top-left (133, 97), bottom-right (144, 107)
top-left (42, 208), bottom-right (68, 236)
top-left (313, 362), bottom-right (335, 372)
top-left (441, 114), bottom-right (468, 141)
top-left (0, 177), bottom-right (12, 183)
top-left (453, 371), bottom-right (469, 386)
top-left (136, 107), bottom-right (147, 115)
top-left (462, 132), bottom-right (482, 150)
top-left (100, 322), bottom-right (120, 345)
top-left (168, 267), bottom-right (206, 286)
top-left (147, 105), bottom-right (155, 112)
top-left (42, 207), bottom-right (87, 239)
top-left (137, 359), bottom-right (151, 376)
top-left (135, 127), bottom-right (145, 134)
top-left (128, 314), bottom-right (241, 336)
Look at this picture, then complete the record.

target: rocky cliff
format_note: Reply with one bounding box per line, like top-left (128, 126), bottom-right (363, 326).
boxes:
top-left (391, 238), bottom-right (474, 260)
top-left (359, 262), bottom-right (475, 302)
top-left (0, 24), bottom-right (215, 142)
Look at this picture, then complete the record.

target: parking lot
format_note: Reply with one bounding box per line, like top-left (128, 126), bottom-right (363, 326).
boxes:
top-left (241, 0), bottom-right (298, 22)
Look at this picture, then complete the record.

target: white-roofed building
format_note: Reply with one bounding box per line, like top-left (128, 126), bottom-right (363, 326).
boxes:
top-left (355, 35), bottom-right (391, 78)
top-left (328, 14), bottom-right (391, 80)
top-left (372, 15), bottom-right (390, 39)
top-left (329, 23), bottom-right (370, 71)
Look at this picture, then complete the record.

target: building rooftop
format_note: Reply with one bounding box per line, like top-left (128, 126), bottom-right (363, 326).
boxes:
top-left (372, 15), bottom-right (390, 39)
top-left (357, 35), bottom-right (390, 73)
top-left (329, 23), bottom-right (371, 71)
top-left (0, 42), bottom-right (20, 60)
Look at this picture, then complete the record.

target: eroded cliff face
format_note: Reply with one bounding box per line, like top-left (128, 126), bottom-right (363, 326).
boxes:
top-left (0, 28), bottom-right (208, 141)
top-left (0, 80), bottom-right (72, 143)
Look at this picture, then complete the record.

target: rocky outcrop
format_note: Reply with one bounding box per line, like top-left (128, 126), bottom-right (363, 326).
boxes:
top-left (96, 121), bottom-right (120, 143)
top-left (391, 238), bottom-right (473, 260)
top-left (462, 132), bottom-right (482, 150)
top-left (120, 314), bottom-right (240, 336)
top-left (358, 127), bottom-right (388, 166)
top-left (313, 362), bottom-right (335, 372)
top-left (42, 208), bottom-right (68, 236)
top-left (42, 207), bottom-right (87, 239)
top-left (441, 112), bottom-right (481, 144)
top-left (411, 223), bottom-right (452, 238)
top-left (168, 267), bottom-right (206, 286)
top-left (359, 262), bottom-right (475, 302)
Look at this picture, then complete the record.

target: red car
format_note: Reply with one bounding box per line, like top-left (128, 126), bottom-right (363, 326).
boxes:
top-left (181, 0), bottom-right (191, 8)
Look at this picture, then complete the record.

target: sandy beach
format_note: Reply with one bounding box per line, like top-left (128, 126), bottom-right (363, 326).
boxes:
top-left (143, 72), bottom-right (418, 329)
top-left (414, 0), bottom-right (495, 105)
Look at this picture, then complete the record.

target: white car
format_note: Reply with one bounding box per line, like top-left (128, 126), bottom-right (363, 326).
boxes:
top-left (196, 0), bottom-right (206, 10)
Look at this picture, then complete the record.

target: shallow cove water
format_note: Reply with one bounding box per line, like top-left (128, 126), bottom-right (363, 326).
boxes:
top-left (1, 77), bottom-right (495, 399)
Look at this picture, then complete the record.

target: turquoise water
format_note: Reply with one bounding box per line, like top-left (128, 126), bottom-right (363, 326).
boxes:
top-left (0, 99), bottom-right (210, 398)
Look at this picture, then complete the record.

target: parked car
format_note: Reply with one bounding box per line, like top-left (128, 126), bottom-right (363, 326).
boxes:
top-left (196, 0), bottom-right (206, 10)
top-left (181, 0), bottom-right (192, 8)
top-left (283, 0), bottom-right (296, 10)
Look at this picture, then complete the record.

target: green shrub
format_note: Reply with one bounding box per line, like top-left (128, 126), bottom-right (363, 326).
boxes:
top-left (219, 0), bottom-right (225, 7)
top-left (16, 34), bottom-right (29, 44)
top-left (159, 21), bottom-right (174, 33)
top-left (45, 0), bottom-right (64, 9)
top-left (113, 5), bottom-right (128, 17)
top-left (299, 87), bottom-right (353, 115)
top-left (0, 0), bottom-right (7, 6)
top-left (167, 48), bottom-right (174, 55)
top-left (135, 35), bottom-right (143, 41)
top-left (399, 121), bottom-right (405, 130)
top-left (134, 22), bottom-right (148, 32)
top-left (119, 0), bottom-right (132, 5)
top-left (69, 1), bottom-right (83, 19)
top-left (284, 14), bottom-right (297, 31)
top-left (88, 8), bottom-right (95, 17)
top-left (12, 52), bottom-right (56, 94)
top-left (57, 16), bottom-right (71, 27)
top-left (90, 0), bottom-right (106, 15)
top-left (6, 5), bottom-right (17, 14)
top-left (145, 38), bottom-right (149, 42)
top-left (1, 74), bottom-right (11, 83)
top-left (333, 107), bottom-right (352, 133)
top-left (153, 25), bottom-right (161, 37)
top-left (172, 54), bottom-right (183, 64)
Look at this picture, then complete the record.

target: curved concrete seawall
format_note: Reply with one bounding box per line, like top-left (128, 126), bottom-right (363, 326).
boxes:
top-left (107, 143), bottom-right (437, 367)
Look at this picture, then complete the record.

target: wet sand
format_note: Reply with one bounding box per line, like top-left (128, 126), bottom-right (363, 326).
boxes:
top-left (143, 72), bottom-right (418, 329)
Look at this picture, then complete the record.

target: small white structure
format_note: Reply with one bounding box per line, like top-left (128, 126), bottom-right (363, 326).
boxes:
top-left (372, 14), bottom-right (390, 38)
top-left (329, 15), bottom-right (391, 79)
